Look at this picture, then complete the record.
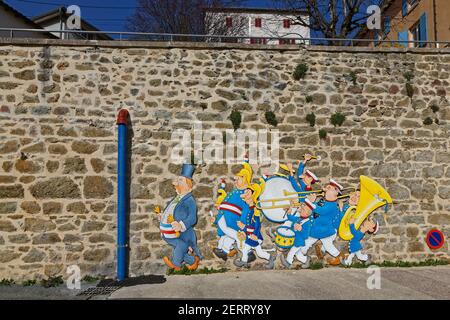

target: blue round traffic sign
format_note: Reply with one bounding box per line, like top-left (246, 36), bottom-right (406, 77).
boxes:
top-left (426, 229), bottom-right (445, 250)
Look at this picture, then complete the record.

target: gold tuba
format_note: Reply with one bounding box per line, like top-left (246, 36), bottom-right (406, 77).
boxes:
top-left (338, 176), bottom-right (392, 241)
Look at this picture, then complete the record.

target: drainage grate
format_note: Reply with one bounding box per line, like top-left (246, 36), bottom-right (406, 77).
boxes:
top-left (77, 286), bottom-right (122, 298)
top-left (76, 275), bottom-right (166, 298)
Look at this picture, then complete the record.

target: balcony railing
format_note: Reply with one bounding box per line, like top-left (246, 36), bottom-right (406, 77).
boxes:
top-left (0, 27), bottom-right (449, 48)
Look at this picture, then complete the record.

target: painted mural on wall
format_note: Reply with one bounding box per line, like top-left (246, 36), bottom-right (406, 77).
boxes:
top-left (155, 154), bottom-right (392, 271)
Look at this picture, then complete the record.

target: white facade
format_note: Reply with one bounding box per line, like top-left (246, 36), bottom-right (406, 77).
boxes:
top-left (205, 9), bottom-right (310, 45)
top-left (247, 12), bottom-right (309, 44)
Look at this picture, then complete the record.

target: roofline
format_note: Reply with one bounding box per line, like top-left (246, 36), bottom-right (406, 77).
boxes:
top-left (32, 7), bottom-right (65, 23)
top-left (32, 6), bottom-right (113, 40)
top-left (203, 6), bottom-right (308, 15)
top-left (0, 0), bottom-right (57, 37)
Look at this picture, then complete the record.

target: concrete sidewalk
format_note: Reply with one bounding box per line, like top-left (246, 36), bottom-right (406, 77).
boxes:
top-left (110, 266), bottom-right (450, 300)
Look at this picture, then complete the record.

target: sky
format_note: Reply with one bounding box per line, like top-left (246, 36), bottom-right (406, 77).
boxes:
top-left (5, 0), bottom-right (277, 32)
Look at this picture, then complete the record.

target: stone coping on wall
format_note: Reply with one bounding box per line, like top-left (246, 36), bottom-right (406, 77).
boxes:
top-left (1, 37), bottom-right (450, 54)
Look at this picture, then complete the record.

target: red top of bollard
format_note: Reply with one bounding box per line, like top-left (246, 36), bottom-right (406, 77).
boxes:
top-left (116, 109), bottom-right (129, 125)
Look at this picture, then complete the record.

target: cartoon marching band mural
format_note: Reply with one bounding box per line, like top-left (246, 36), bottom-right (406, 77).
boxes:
top-left (155, 155), bottom-right (393, 271)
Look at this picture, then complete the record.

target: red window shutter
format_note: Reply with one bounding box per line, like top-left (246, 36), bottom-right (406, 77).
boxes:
top-left (283, 19), bottom-right (290, 28)
top-left (255, 18), bottom-right (262, 27)
top-left (226, 17), bottom-right (232, 27)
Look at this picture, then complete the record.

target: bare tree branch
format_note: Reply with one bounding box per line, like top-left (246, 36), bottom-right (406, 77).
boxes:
top-left (272, 0), bottom-right (386, 45)
top-left (126, 0), bottom-right (247, 41)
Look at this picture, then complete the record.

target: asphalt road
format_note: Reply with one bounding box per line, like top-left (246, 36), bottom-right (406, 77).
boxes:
top-left (1, 266), bottom-right (449, 300)
top-left (110, 266), bottom-right (450, 300)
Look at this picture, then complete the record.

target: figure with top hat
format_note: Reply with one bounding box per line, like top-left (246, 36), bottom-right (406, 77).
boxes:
top-left (154, 163), bottom-right (202, 271)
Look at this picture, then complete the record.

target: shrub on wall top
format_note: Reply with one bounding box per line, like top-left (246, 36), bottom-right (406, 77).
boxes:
top-left (403, 71), bottom-right (415, 82)
top-left (293, 63), bottom-right (308, 80)
top-left (348, 71), bottom-right (357, 86)
top-left (405, 82), bottom-right (414, 98)
top-left (229, 110), bottom-right (242, 131)
top-left (423, 117), bottom-right (433, 126)
top-left (330, 112), bottom-right (346, 127)
top-left (264, 111), bottom-right (278, 127)
top-left (305, 112), bottom-right (316, 127)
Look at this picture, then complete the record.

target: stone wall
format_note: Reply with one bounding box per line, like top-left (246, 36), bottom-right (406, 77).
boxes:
top-left (0, 39), bottom-right (449, 281)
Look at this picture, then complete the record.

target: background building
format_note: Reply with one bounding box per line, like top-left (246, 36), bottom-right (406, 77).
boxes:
top-left (359, 0), bottom-right (450, 47)
top-left (204, 7), bottom-right (310, 45)
top-left (32, 7), bottom-right (112, 40)
top-left (0, 1), bottom-right (54, 39)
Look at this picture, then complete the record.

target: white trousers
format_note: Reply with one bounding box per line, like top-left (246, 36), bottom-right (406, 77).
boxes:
top-left (300, 235), bottom-right (340, 257)
top-left (345, 250), bottom-right (368, 265)
top-left (242, 243), bottom-right (271, 262)
top-left (218, 216), bottom-right (242, 253)
top-left (218, 235), bottom-right (225, 250)
top-left (286, 246), bottom-right (307, 264)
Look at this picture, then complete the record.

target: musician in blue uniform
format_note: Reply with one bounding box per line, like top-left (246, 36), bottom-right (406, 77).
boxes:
top-left (334, 191), bottom-right (360, 235)
top-left (280, 198), bottom-right (316, 269)
top-left (343, 217), bottom-right (379, 266)
top-left (211, 159), bottom-right (254, 261)
top-left (300, 179), bottom-right (346, 265)
top-left (158, 163), bottom-right (201, 271)
top-left (286, 154), bottom-right (320, 193)
top-left (234, 181), bottom-right (276, 269)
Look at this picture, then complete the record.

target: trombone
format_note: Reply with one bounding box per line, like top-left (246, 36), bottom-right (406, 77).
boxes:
top-left (282, 189), bottom-right (322, 196)
top-left (257, 193), bottom-right (351, 210)
top-left (283, 187), bottom-right (357, 197)
top-left (258, 189), bottom-right (323, 204)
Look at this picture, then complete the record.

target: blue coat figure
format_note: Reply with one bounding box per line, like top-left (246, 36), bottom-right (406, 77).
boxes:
top-left (160, 164), bottom-right (202, 269)
top-left (287, 213), bottom-right (312, 247)
top-left (243, 207), bottom-right (263, 247)
top-left (296, 162), bottom-right (308, 191)
top-left (217, 188), bottom-right (249, 233)
top-left (213, 212), bottom-right (224, 237)
top-left (309, 200), bottom-right (341, 239)
top-left (348, 224), bottom-right (364, 253)
top-left (333, 203), bottom-right (348, 231)
top-left (289, 162), bottom-right (319, 204)
top-left (343, 218), bottom-right (377, 266)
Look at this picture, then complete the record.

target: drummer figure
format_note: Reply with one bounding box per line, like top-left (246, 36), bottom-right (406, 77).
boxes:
top-left (280, 198), bottom-right (316, 269)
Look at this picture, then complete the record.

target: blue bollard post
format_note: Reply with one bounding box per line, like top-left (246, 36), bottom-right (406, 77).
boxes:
top-left (116, 109), bottom-right (129, 281)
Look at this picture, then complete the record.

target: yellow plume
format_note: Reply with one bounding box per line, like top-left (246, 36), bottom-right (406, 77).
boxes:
top-left (215, 189), bottom-right (227, 205)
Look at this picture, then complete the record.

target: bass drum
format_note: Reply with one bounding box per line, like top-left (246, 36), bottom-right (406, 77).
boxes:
top-left (258, 176), bottom-right (297, 223)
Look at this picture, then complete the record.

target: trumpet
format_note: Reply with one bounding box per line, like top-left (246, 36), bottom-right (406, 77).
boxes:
top-left (282, 189), bottom-right (323, 196)
top-left (257, 193), bottom-right (351, 210)
top-left (311, 155), bottom-right (322, 161)
top-left (283, 186), bottom-right (357, 197)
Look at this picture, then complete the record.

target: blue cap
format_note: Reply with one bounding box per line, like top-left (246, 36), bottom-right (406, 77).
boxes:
top-left (180, 163), bottom-right (195, 180)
